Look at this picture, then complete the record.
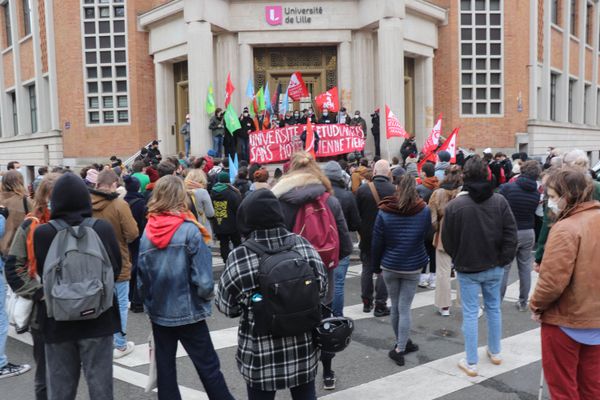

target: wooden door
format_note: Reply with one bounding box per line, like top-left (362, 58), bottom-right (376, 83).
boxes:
top-left (175, 82), bottom-right (189, 154)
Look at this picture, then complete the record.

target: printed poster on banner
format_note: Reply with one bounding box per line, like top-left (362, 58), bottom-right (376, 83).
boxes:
top-left (315, 87), bottom-right (339, 112)
top-left (287, 72), bottom-right (309, 100)
top-left (249, 123), bottom-right (365, 164)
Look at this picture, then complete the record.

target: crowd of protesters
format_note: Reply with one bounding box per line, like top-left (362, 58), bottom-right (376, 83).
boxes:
top-left (0, 133), bottom-right (598, 400)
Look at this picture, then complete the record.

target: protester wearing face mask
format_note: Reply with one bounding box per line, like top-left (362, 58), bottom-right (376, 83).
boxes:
top-left (337, 107), bottom-right (348, 124)
top-left (319, 108), bottom-right (335, 124)
top-left (348, 110), bottom-right (367, 133)
top-left (238, 107), bottom-right (255, 162)
top-left (293, 111), bottom-right (301, 125)
top-left (209, 108), bottom-right (225, 158)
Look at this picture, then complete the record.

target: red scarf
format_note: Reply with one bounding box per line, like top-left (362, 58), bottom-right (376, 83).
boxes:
top-left (146, 211), bottom-right (211, 249)
top-left (26, 208), bottom-right (50, 278)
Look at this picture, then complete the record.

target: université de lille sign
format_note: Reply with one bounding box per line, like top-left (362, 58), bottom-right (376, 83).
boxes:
top-left (265, 5), bottom-right (323, 25)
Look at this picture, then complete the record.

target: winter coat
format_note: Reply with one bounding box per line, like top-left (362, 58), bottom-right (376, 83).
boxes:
top-left (351, 165), bottom-right (372, 193)
top-left (211, 183), bottom-right (242, 235)
top-left (498, 176), bottom-right (540, 230)
top-left (318, 115), bottom-right (335, 124)
top-left (348, 116), bottom-right (367, 134)
top-left (434, 162), bottom-right (450, 181)
top-left (355, 176), bottom-right (396, 252)
top-left (271, 172), bottom-right (353, 261)
top-left (124, 191), bottom-right (147, 266)
top-left (209, 115), bottom-right (225, 137)
top-left (187, 188), bottom-right (214, 238)
top-left (441, 180), bottom-right (518, 273)
top-left (330, 178), bottom-right (361, 232)
top-left (238, 116), bottom-right (255, 139)
top-left (0, 192), bottom-right (32, 256)
top-left (216, 228), bottom-right (327, 391)
top-left (428, 184), bottom-right (461, 251)
top-left (371, 113), bottom-right (380, 138)
top-left (416, 176), bottom-right (440, 203)
top-left (400, 139), bottom-right (418, 161)
top-left (90, 189), bottom-right (139, 281)
top-left (530, 202), bottom-right (600, 329)
top-left (371, 198), bottom-right (431, 274)
top-left (234, 178), bottom-right (251, 197)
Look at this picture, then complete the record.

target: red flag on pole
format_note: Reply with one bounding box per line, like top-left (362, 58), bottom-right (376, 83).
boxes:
top-left (385, 105), bottom-right (410, 139)
top-left (437, 127), bottom-right (459, 163)
top-left (287, 71), bottom-right (309, 100)
top-left (224, 72), bottom-right (235, 108)
top-left (315, 87), bottom-right (340, 112)
top-left (305, 116), bottom-right (316, 158)
top-left (422, 113), bottom-right (443, 155)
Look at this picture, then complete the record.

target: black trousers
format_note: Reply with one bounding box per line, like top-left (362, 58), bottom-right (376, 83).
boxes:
top-left (247, 381), bottom-right (316, 400)
top-left (217, 233), bottom-right (242, 263)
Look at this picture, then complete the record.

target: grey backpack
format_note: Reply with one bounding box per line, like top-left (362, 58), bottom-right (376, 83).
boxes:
top-left (43, 218), bottom-right (114, 321)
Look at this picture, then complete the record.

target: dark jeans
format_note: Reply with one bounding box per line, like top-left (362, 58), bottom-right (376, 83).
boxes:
top-left (152, 321), bottom-right (234, 400)
top-left (217, 233), bottom-right (242, 263)
top-left (360, 250), bottom-right (388, 306)
top-left (129, 241), bottom-right (142, 308)
top-left (373, 134), bottom-right (380, 157)
top-left (32, 329), bottom-right (47, 400)
top-left (422, 238), bottom-right (436, 274)
top-left (238, 136), bottom-right (249, 162)
top-left (247, 381), bottom-right (316, 400)
top-left (45, 335), bottom-right (113, 400)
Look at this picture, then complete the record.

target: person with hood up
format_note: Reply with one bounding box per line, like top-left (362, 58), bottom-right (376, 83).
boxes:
top-left (529, 168), bottom-right (600, 400)
top-left (322, 161), bottom-right (361, 317)
top-left (137, 176), bottom-right (234, 400)
top-left (209, 108), bottom-right (225, 158)
top-left (434, 151), bottom-right (452, 181)
top-left (350, 158), bottom-right (372, 193)
top-left (442, 155), bottom-right (518, 377)
top-left (33, 173), bottom-right (122, 399)
top-left (90, 170), bottom-right (139, 358)
top-left (371, 174), bottom-right (431, 366)
top-left (216, 189), bottom-right (327, 400)
top-left (429, 165), bottom-right (463, 316)
top-left (123, 175), bottom-right (147, 313)
top-left (211, 172), bottom-right (243, 263)
top-left (271, 151), bottom-right (353, 391)
top-left (498, 160), bottom-right (542, 311)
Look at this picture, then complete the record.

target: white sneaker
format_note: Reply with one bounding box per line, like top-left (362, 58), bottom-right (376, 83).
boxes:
top-left (458, 358), bottom-right (478, 377)
top-left (0, 363), bottom-right (31, 379)
top-left (113, 341), bottom-right (135, 359)
top-left (439, 308), bottom-right (450, 317)
top-left (418, 274), bottom-right (430, 288)
top-left (428, 273), bottom-right (436, 289)
top-left (486, 349), bottom-right (502, 365)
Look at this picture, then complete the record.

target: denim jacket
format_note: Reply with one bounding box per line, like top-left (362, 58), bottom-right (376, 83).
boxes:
top-left (138, 221), bottom-right (213, 327)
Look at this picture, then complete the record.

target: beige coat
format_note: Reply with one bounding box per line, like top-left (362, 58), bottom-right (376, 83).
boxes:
top-left (428, 186), bottom-right (461, 251)
top-left (0, 192), bottom-right (33, 256)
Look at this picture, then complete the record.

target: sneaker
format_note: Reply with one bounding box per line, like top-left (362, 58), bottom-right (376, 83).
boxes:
top-left (374, 305), bottom-right (391, 317)
top-left (362, 299), bottom-right (373, 313)
top-left (113, 341), bottom-right (135, 359)
top-left (516, 302), bottom-right (528, 312)
top-left (457, 358), bottom-right (478, 377)
top-left (418, 274), bottom-right (430, 288)
top-left (439, 307), bottom-right (450, 317)
top-left (404, 339), bottom-right (419, 354)
top-left (428, 273), bottom-right (436, 289)
top-left (0, 363), bottom-right (31, 379)
top-left (388, 348), bottom-right (405, 366)
top-left (486, 349), bottom-right (502, 365)
top-left (323, 371), bottom-right (336, 390)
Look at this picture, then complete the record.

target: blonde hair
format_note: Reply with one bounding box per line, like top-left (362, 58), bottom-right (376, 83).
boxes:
top-left (33, 173), bottom-right (60, 213)
top-left (185, 169), bottom-right (208, 188)
top-left (147, 175), bottom-right (188, 214)
top-left (1, 170), bottom-right (27, 197)
top-left (288, 151), bottom-right (333, 193)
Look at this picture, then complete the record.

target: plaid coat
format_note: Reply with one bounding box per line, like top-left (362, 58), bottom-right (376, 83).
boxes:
top-left (216, 228), bottom-right (327, 391)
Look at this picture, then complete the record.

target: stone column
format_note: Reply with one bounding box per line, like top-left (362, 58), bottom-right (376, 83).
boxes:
top-left (338, 40), bottom-right (352, 111)
top-left (352, 31), bottom-right (375, 155)
top-left (239, 43), bottom-right (253, 109)
top-left (528, 0), bottom-right (538, 122)
top-left (377, 17), bottom-right (404, 160)
top-left (215, 33), bottom-right (240, 111)
top-left (187, 21), bottom-right (214, 155)
top-left (154, 61), bottom-right (177, 156)
top-left (414, 56), bottom-right (434, 149)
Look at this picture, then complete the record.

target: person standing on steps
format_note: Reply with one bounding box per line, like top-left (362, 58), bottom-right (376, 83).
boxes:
top-left (355, 160), bottom-right (395, 317)
top-left (180, 114), bottom-right (191, 158)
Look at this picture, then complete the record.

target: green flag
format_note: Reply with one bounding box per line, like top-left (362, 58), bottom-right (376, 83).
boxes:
top-left (205, 83), bottom-right (216, 115)
top-left (256, 87), bottom-right (266, 112)
top-left (224, 103), bottom-right (241, 134)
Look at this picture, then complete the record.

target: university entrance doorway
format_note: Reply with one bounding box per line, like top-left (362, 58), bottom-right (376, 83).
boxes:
top-left (174, 61), bottom-right (189, 155)
top-left (253, 46), bottom-right (337, 113)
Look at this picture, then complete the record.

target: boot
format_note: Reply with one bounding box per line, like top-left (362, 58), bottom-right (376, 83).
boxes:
top-left (362, 298), bottom-right (373, 313)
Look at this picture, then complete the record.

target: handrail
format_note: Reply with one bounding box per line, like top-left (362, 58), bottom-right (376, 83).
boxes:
top-left (123, 140), bottom-right (159, 167)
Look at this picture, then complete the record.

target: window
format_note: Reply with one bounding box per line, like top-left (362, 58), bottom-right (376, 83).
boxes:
top-left (552, 0), bottom-right (560, 25)
top-left (82, 0), bottom-right (129, 125)
top-left (22, 0), bottom-right (31, 36)
top-left (28, 85), bottom-right (36, 132)
top-left (586, 3), bottom-right (593, 45)
top-left (3, 4), bottom-right (11, 47)
top-left (571, 0), bottom-right (578, 36)
top-left (568, 78), bottom-right (576, 122)
top-left (460, 0), bottom-right (503, 116)
top-left (10, 91), bottom-right (18, 135)
top-left (550, 73), bottom-right (558, 121)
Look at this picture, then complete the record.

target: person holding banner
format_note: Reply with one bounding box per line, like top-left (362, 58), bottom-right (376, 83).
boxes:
top-left (319, 108), bottom-right (335, 125)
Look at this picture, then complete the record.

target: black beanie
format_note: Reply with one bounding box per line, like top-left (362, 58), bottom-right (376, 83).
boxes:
top-left (123, 175), bottom-right (140, 193)
top-left (236, 189), bottom-right (285, 235)
top-left (50, 173), bottom-right (93, 224)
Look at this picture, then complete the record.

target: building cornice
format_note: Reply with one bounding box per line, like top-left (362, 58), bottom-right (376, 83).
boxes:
top-left (406, 0), bottom-right (447, 24)
top-left (138, 0), bottom-right (183, 30)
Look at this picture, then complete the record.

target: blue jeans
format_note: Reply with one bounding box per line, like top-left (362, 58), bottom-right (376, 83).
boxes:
top-left (184, 138), bottom-right (191, 158)
top-left (114, 281), bottom-right (130, 349)
top-left (0, 257), bottom-right (7, 368)
top-left (212, 135), bottom-right (223, 158)
top-left (332, 256), bottom-right (350, 317)
top-left (457, 267), bottom-right (504, 365)
top-left (382, 270), bottom-right (420, 351)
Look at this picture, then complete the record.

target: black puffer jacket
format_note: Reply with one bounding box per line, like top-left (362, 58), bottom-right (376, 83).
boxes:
top-left (498, 176), bottom-right (540, 230)
top-left (330, 178), bottom-right (361, 232)
top-left (355, 176), bottom-right (396, 252)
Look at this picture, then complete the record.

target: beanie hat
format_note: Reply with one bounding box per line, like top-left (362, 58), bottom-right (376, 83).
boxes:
top-left (322, 161), bottom-right (343, 182)
top-left (392, 166), bottom-right (406, 178)
top-left (236, 189), bottom-right (285, 235)
top-left (218, 171), bottom-right (230, 183)
top-left (123, 175), bottom-right (140, 193)
top-left (438, 151), bottom-right (451, 162)
top-left (85, 169), bottom-right (99, 185)
top-left (373, 160), bottom-right (391, 177)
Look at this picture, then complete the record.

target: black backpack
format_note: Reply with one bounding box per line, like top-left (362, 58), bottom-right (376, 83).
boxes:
top-left (243, 237), bottom-right (321, 337)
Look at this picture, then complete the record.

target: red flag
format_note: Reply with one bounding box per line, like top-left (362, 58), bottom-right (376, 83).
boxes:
top-left (385, 105), bottom-right (410, 139)
top-left (437, 128), bottom-right (459, 163)
top-left (305, 117), bottom-right (316, 158)
top-left (315, 87), bottom-right (340, 112)
top-left (287, 71), bottom-right (309, 100)
top-left (422, 113), bottom-right (443, 155)
top-left (417, 152), bottom-right (437, 176)
top-left (224, 72), bottom-right (235, 108)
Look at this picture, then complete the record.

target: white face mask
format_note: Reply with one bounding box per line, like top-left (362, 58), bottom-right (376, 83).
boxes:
top-left (547, 198), bottom-right (562, 214)
top-left (323, 112), bottom-right (329, 117)
top-left (353, 115), bottom-right (359, 119)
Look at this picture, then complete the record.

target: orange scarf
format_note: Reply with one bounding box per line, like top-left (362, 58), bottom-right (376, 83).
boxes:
top-left (26, 208), bottom-right (50, 278)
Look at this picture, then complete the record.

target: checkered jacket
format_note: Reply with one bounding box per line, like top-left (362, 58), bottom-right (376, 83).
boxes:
top-left (216, 228), bottom-right (327, 391)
